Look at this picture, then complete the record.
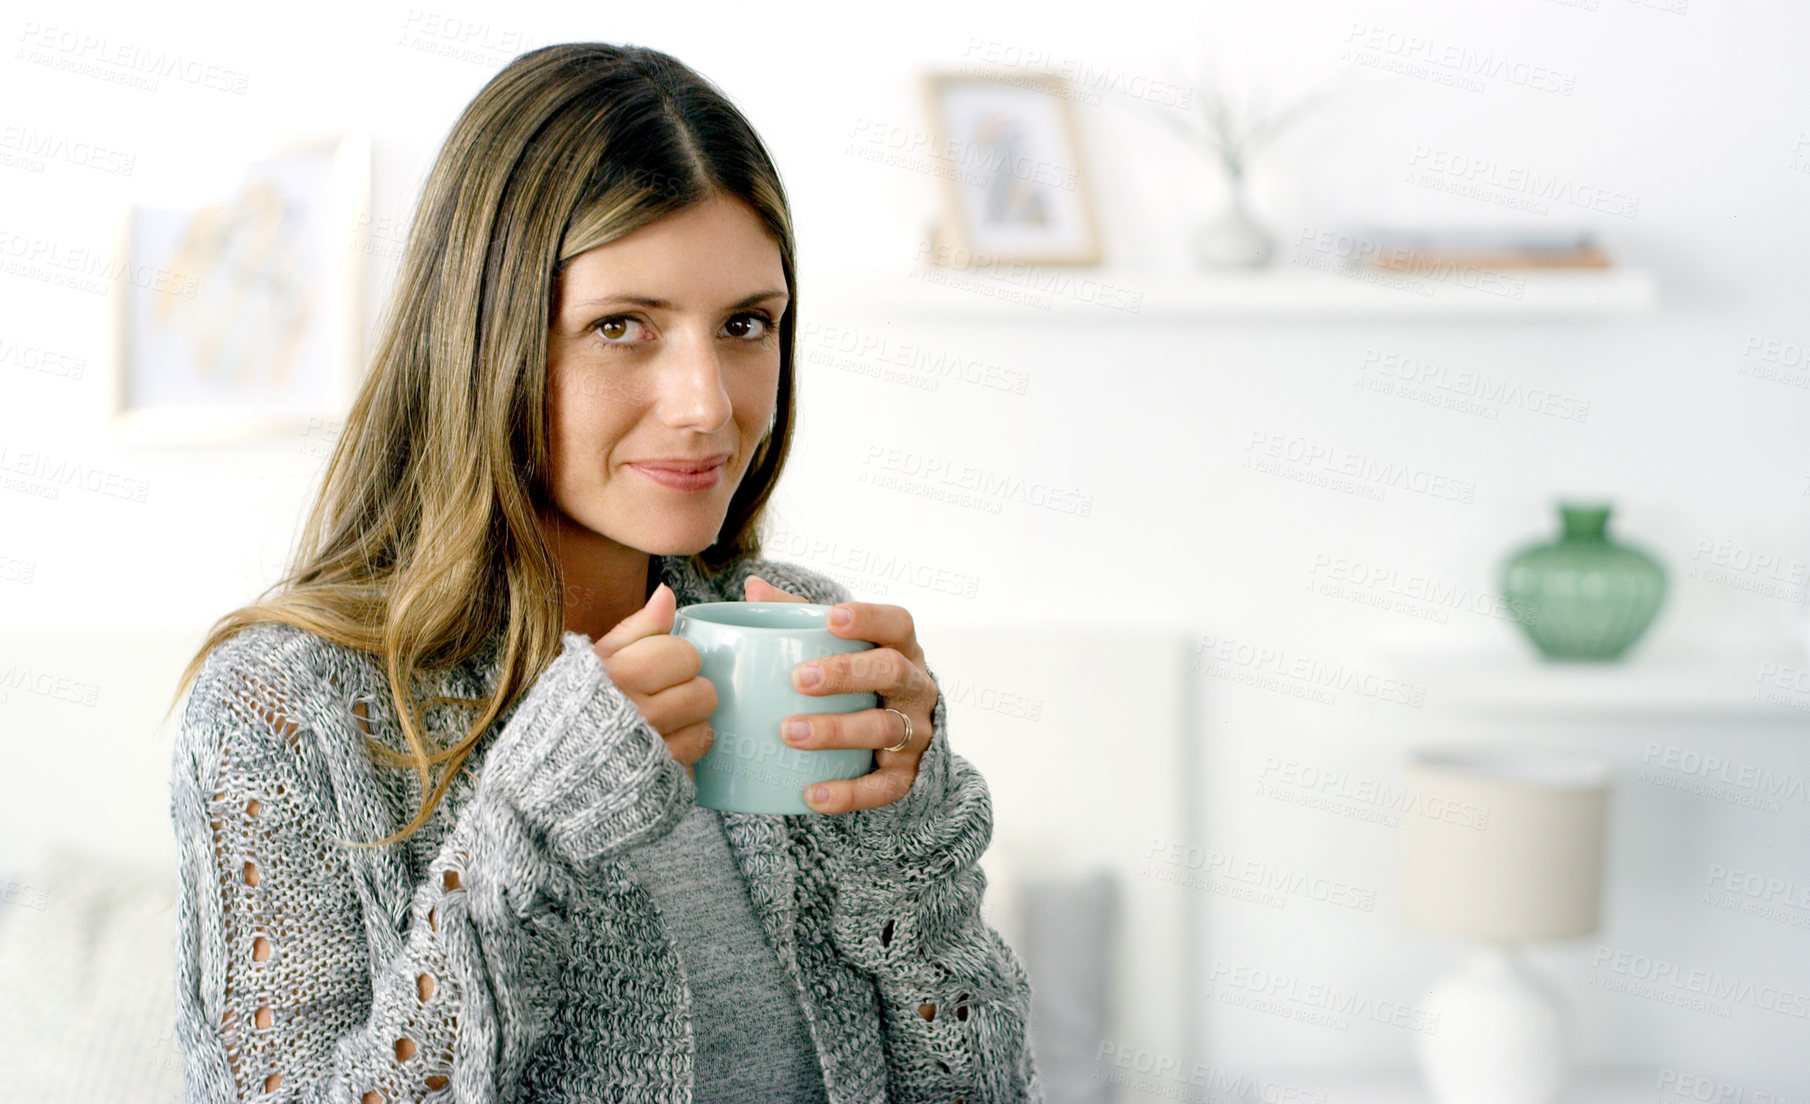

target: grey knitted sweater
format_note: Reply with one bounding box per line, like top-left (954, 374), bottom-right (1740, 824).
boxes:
top-left (168, 553), bottom-right (1043, 1103)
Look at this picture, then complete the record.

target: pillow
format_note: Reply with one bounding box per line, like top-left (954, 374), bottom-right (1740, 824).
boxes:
top-left (0, 846), bottom-right (182, 1102)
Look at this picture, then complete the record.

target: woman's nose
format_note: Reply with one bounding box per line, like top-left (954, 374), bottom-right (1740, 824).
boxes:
top-left (656, 328), bottom-right (734, 432)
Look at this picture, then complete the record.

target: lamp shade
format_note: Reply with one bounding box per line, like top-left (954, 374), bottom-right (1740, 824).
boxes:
top-left (1401, 741), bottom-right (1611, 942)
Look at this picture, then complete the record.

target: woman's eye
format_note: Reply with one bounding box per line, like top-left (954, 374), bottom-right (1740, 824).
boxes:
top-left (593, 316), bottom-right (646, 344)
top-left (725, 311), bottom-right (778, 343)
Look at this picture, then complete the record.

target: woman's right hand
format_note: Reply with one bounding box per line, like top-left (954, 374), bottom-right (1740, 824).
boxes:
top-left (592, 582), bottom-right (717, 779)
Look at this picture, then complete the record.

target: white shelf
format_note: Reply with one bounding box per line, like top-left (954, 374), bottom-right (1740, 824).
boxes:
top-left (1374, 638), bottom-right (1810, 721)
top-left (809, 266), bottom-right (1657, 322)
top-left (1248, 1066), bottom-right (1655, 1104)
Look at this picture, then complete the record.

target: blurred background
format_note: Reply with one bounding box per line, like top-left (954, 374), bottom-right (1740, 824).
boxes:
top-left (2, 0), bottom-right (1808, 1100)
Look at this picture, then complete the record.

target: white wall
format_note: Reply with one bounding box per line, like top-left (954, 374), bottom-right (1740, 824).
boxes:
top-left (3, 0), bottom-right (1808, 1090)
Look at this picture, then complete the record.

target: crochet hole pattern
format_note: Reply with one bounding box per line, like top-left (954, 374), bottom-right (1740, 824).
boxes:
top-left (207, 666), bottom-right (470, 1101)
top-left (884, 899), bottom-right (979, 1094)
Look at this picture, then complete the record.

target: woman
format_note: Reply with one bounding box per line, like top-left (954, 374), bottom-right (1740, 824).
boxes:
top-left (164, 42), bottom-right (1041, 1104)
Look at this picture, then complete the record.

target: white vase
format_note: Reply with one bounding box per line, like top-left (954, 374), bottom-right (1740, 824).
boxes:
top-left (1415, 944), bottom-right (1570, 1104)
top-left (1192, 186), bottom-right (1274, 269)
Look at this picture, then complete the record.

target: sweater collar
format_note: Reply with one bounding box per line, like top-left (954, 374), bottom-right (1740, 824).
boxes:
top-left (657, 552), bottom-right (724, 608)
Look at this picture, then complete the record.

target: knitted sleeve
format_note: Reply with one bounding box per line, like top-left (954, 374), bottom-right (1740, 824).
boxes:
top-left (746, 562), bottom-right (1044, 1104)
top-left (170, 627), bottom-right (692, 1103)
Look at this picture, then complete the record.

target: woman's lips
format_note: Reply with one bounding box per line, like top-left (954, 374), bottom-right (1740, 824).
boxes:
top-left (627, 458), bottom-right (726, 492)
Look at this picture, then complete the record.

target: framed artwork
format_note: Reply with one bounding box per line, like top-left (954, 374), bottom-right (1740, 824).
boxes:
top-left (919, 70), bottom-right (1102, 265)
top-left (108, 132), bottom-right (370, 444)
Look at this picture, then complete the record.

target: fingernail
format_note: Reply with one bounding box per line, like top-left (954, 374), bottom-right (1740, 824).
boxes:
top-left (807, 785), bottom-right (830, 807)
top-left (784, 720), bottom-right (811, 745)
top-left (828, 606), bottom-right (852, 627)
top-left (795, 663), bottom-right (822, 689)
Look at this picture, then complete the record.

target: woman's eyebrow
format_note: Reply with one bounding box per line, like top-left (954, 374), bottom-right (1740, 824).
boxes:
top-left (570, 289), bottom-right (788, 311)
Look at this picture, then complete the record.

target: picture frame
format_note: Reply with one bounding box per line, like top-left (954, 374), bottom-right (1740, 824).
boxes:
top-left (107, 132), bottom-right (371, 445)
top-left (918, 69), bottom-right (1102, 266)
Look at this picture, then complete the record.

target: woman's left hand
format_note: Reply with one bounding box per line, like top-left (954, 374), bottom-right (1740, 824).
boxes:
top-left (744, 575), bottom-right (937, 815)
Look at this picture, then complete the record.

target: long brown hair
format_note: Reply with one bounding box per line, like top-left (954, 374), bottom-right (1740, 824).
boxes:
top-left (164, 42), bottom-right (799, 848)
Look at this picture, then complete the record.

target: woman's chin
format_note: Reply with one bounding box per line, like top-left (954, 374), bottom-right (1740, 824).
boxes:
top-left (632, 520), bottom-right (730, 558)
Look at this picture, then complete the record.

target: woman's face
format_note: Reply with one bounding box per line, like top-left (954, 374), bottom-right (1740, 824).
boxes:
top-left (541, 195), bottom-right (787, 557)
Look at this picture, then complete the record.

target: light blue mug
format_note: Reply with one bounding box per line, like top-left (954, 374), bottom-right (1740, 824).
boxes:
top-left (671, 601), bottom-right (877, 814)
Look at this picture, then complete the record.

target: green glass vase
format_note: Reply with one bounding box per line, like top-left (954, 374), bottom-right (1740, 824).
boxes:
top-left (1500, 503), bottom-right (1667, 661)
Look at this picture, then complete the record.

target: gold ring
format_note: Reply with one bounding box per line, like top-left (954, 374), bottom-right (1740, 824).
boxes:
top-left (880, 707), bottom-right (913, 753)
